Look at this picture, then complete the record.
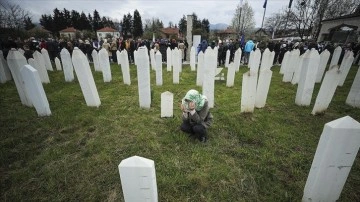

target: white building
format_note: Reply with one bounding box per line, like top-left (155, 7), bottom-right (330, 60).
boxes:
top-left (97, 27), bottom-right (120, 41)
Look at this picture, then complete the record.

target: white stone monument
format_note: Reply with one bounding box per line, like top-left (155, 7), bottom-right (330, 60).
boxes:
top-left (186, 14), bottom-right (193, 61)
top-left (33, 51), bottom-right (48, 80)
top-left (291, 51), bottom-right (307, 85)
top-left (202, 47), bottom-right (217, 108)
top-left (190, 46), bottom-right (196, 71)
top-left (302, 116), bottom-right (360, 202)
top-left (255, 69), bottom-right (273, 108)
top-left (283, 49), bottom-right (300, 82)
top-left (18, 48), bottom-right (25, 55)
top-left (55, 57), bottom-right (62, 71)
top-left (225, 49), bottom-right (230, 68)
top-left (21, 65), bottom-right (51, 116)
top-left (91, 49), bottom-right (101, 72)
top-left (41, 48), bottom-right (53, 71)
top-left (338, 52), bottom-right (354, 86)
top-left (295, 49), bottom-right (320, 106)
top-left (193, 35), bottom-right (201, 51)
top-left (118, 156), bottom-right (158, 202)
top-left (346, 66), bottom-right (360, 108)
top-left (0, 50), bottom-right (12, 83)
top-left (166, 47), bottom-right (172, 72)
top-left (311, 66), bottom-right (341, 115)
top-left (120, 50), bottom-right (131, 85)
top-left (241, 70), bottom-right (257, 113)
top-left (234, 48), bottom-right (242, 72)
top-left (329, 46), bottom-right (342, 68)
top-left (172, 48), bottom-right (180, 84)
top-left (116, 50), bottom-right (121, 65)
top-left (7, 49), bottom-right (32, 106)
top-left (279, 51), bottom-right (290, 74)
top-left (196, 51), bottom-right (204, 86)
top-left (98, 48), bottom-right (112, 82)
top-left (226, 62), bottom-right (236, 87)
top-left (134, 50), bottom-right (138, 65)
top-left (260, 48), bottom-right (274, 71)
top-left (161, 91), bottom-right (173, 117)
top-left (60, 48), bottom-right (74, 82)
top-left (249, 49), bottom-right (261, 73)
top-left (315, 50), bottom-right (330, 83)
top-left (28, 58), bottom-right (50, 84)
top-left (150, 49), bottom-right (156, 70)
top-left (155, 51), bottom-right (162, 86)
top-left (72, 47), bottom-right (101, 107)
top-left (136, 47), bottom-right (151, 109)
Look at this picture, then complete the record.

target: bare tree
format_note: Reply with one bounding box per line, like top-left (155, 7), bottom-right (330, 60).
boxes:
top-left (0, 2), bottom-right (30, 30)
top-left (231, 1), bottom-right (255, 36)
top-left (264, 12), bottom-right (286, 39)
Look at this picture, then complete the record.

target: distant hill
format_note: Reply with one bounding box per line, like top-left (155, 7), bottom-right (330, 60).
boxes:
top-left (209, 23), bottom-right (229, 30)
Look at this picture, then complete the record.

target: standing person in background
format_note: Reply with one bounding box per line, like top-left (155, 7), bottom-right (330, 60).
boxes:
top-left (273, 41), bottom-right (281, 65)
top-left (178, 40), bottom-right (185, 61)
top-left (102, 39), bottom-right (111, 62)
top-left (244, 39), bottom-right (255, 65)
top-left (85, 39), bottom-right (93, 62)
top-left (184, 40), bottom-right (188, 61)
top-left (92, 38), bottom-right (100, 52)
top-left (110, 39), bottom-right (117, 63)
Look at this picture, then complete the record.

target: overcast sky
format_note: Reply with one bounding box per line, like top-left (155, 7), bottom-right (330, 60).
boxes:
top-left (9, 0), bottom-right (290, 27)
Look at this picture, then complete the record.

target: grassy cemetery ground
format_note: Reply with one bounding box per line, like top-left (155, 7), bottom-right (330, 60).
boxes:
top-left (1, 63), bottom-right (360, 201)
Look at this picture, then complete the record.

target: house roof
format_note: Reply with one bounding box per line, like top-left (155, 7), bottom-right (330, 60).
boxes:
top-left (97, 27), bottom-right (118, 32)
top-left (217, 28), bottom-right (236, 34)
top-left (60, 27), bottom-right (77, 32)
top-left (160, 28), bottom-right (179, 35)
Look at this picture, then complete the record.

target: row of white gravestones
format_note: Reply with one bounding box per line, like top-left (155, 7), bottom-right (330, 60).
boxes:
top-left (329, 46), bottom-right (342, 68)
top-left (99, 48), bottom-right (112, 82)
top-left (196, 51), bottom-right (204, 86)
top-left (161, 91), bottom-right (173, 117)
top-left (92, 49), bottom-right (102, 72)
top-left (136, 47), bottom-right (151, 109)
top-left (283, 49), bottom-right (300, 82)
top-left (55, 57), bottom-right (62, 71)
top-left (225, 49), bottom-right (230, 68)
top-left (118, 117), bottom-right (360, 202)
top-left (295, 49), bottom-right (320, 106)
top-left (311, 66), bottom-right (341, 115)
top-left (338, 51), bottom-right (354, 86)
top-left (71, 47), bottom-right (101, 107)
top-left (7, 49), bottom-right (32, 106)
top-left (0, 50), bottom-right (12, 83)
top-left (166, 47), bottom-right (172, 71)
top-left (119, 49), bottom-right (131, 85)
top-left (190, 46), bottom-right (196, 71)
top-left (32, 51), bottom-right (50, 83)
top-left (202, 47), bottom-right (217, 108)
top-left (155, 51), bottom-right (162, 86)
top-left (21, 65), bottom-right (51, 116)
top-left (41, 48), bottom-right (53, 71)
top-left (303, 116), bottom-right (360, 201)
top-left (346, 66), bottom-right (360, 107)
top-left (60, 48), bottom-right (75, 82)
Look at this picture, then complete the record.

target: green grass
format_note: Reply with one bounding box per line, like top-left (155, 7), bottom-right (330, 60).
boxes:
top-left (1, 61), bottom-right (360, 201)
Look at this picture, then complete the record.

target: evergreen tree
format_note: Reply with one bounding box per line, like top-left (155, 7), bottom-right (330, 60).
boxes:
top-left (201, 19), bottom-right (210, 33)
top-left (71, 10), bottom-right (81, 28)
top-left (63, 8), bottom-right (71, 27)
top-left (122, 13), bottom-right (132, 38)
top-left (24, 16), bottom-right (35, 30)
top-left (40, 14), bottom-right (54, 32)
top-left (79, 12), bottom-right (91, 30)
top-left (132, 9), bottom-right (143, 38)
top-left (178, 15), bottom-right (187, 35)
top-left (93, 10), bottom-right (102, 31)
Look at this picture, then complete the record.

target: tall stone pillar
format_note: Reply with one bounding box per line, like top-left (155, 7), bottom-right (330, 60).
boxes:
top-left (186, 15), bottom-right (193, 62)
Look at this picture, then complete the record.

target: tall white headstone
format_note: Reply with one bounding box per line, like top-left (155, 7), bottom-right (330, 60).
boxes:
top-left (18, 48), bottom-right (25, 55)
top-left (249, 49), bottom-right (261, 73)
top-left (41, 48), bottom-right (53, 71)
top-left (20, 65), bottom-right (51, 116)
top-left (72, 47), bottom-right (101, 107)
top-left (329, 46), bottom-right (342, 68)
top-left (279, 51), bottom-right (290, 74)
top-left (234, 48), bottom-right (242, 72)
top-left (225, 49), bottom-right (230, 68)
top-left (33, 51), bottom-right (48, 79)
top-left (196, 51), bottom-right (204, 86)
top-left (134, 50), bottom-right (138, 65)
top-left (193, 35), bottom-right (201, 51)
top-left (255, 69), bottom-right (273, 108)
top-left (116, 50), bottom-right (121, 65)
top-left (172, 49), bottom-right (180, 84)
top-left (260, 48), bottom-right (274, 71)
top-left (291, 52), bottom-right (306, 85)
top-left (190, 46), bottom-right (196, 71)
top-left (346, 65), bottom-right (360, 107)
top-left (150, 49), bottom-right (156, 70)
top-left (338, 52), bottom-right (354, 86)
top-left (202, 48), bottom-right (217, 108)
top-left (161, 91), bottom-right (173, 117)
top-left (315, 50), bottom-right (330, 83)
top-left (98, 48), bottom-right (112, 82)
top-left (120, 50), bottom-right (131, 85)
top-left (55, 57), bottom-right (62, 71)
top-left (166, 47), bottom-right (172, 72)
top-left (92, 49), bottom-right (101, 72)
top-left (302, 116), bottom-right (360, 202)
top-left (155, 51), bottom-right (162, 86)
top-left (0, 50), bottom-right (12, 83)
top-left (241, 70), bottom-right (257, 113)
top-left (283, 49), bottom-right (300, 82)
top-left (295, 49), bottom-right (320, 106)
top-left (136, 47), bottom-right (151, 109)
top-left (7, 49), bottom-right (32, 106)
top-left (28, 58), bottom-right (50, 84)
top-left (60, 48), bottom-right (74, 82)
top-left (119, 156), bottom-right (158, 202)
top-left (311, 66), bottom-right (341, 115)
top-left (226, 62), bottom-right (236, 87)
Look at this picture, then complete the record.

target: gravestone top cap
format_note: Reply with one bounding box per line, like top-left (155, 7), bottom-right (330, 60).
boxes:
top-left (326, 116), bottom-right (360, 129)
top-left (119, 156), bottom-right (154, 167)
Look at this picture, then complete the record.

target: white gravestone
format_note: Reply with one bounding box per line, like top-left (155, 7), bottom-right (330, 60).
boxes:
top-left (155, 52), bottom-right (162, 86)
top-left (28, 58), bottom-right (50, 84)
top-left (193, 35), bottom-right (201, 51)
top-left (55, 57), bottom-right (62, 71)
top-left (136, 47), bottom-right (151, 109)
top-left (33, 51), bottom-right (48, 80)
top-left (226, 62), bottom-right (236, 87)
top-left (279, 51), bottom-right (290, 74)
top-left (291, 50), bottom-right (308, 85)
top-left (166, 47), bottom-right (172, 72)
top-left (329, 46), bottom-right (342, 68)
top-left (295, 49), bottom-right (320, 106)
top-left (172, 49), bottom-right (180, 84)
top-left (196, 51), bottom-right (204, 86)
top-left (190, 46), bottom-right (196, 71)
top-left (255, 69), bottom-right (273, 108)
top-left (338, 52), bottom-right (354, 86)
top-left (0, 50), bottom-right (12, 83)
top-left (202, 48), bottom-right (217, 108)
top-left (119, 156), bottom-right (158, 202)
top-left (116, 50), bottom-right (121, 65)
top-left (161, 91), bottom-right (173, 117)
top-left (150, 49), bottom-right (156, 71)
top-left (260, 48), bottom-right (274, 71)
top-left (302, 116), bottom-right (360, 202)
top-left (311, 66), bottom-right (341, 115)
top-left (241, 70), bottom-right (257, 113)
top-left (7, 49), bottom-right (32, 106)
top-left (18, 48), bottom-right (25, 55)
top-left (248, 50), bottom-right (254, 69)
top-left (91, 49), bottom-right (101, 72)
top-left (134, 50), bottom-right (138, 65)
top-left (60, 48), bottom-right (74, 82)
top-left (283, 49), bottom-right (300, 82)
top-left (225, 49), bottom-right (230, 68)
top-left (98, 48), bottom-right (112, 82)
top-left (71, 47), bottom-right (101, 107)
top-left (21, 65), bottom-right (51, 116)
top-left (315, 50), bottom-right (330, 83)
top-left (346, 66), bottom-right (360, 107)
top-left (249, 49), bottom-right (261, 73)
top-left (41, 48), bottom-right (53, 71)
top-left (120, 50), bottom-right (131, 85)
top-left (234, 48), bottom-right (242, 72)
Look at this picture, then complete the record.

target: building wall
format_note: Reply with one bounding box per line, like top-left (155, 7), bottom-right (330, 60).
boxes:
top-left (317, 16), bottom-right (360, 42)
top-left (60, 32), bottom-right (76, 40)
top-left (97, 31), bottom-right (120, 40)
